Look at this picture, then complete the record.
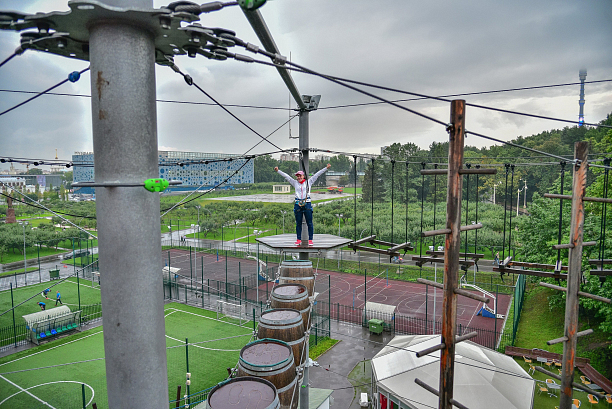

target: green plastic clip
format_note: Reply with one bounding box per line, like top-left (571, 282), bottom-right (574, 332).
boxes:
top-left (144, 178), bottom-right (169, 192)
top-left (238, 0), bottom-right (267, 11)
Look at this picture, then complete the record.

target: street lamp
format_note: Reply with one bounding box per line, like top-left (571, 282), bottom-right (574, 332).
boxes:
top-left (18, 221), bottom-right (28, 286)
top-left (335, 214), bottom-right (343, 236)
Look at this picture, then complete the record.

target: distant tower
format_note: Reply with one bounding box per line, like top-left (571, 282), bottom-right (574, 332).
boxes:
top-left (578, 69), bottom-right (587, 126)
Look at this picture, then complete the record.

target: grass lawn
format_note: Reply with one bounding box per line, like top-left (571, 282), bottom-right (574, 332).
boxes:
top-left (348, 359), bottom-right (372, 407)
top-left (0, 277), bottom-right (102, 329)
top-left (0, 302), bottom-right (253, 408)
top-left (0, 267), bottom-right (40, 277)
top-left (309, 337), bottom-right (339, 360)
top-left (0, 246), bottom-right (70, 265)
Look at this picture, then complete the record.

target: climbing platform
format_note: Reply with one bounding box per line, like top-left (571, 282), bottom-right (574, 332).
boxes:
top-left (256, 233), bottom-right (353, 253)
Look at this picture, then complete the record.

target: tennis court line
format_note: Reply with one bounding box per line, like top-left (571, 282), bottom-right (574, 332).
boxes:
top-left (0, 373), bottom-right (58, 409)
top-left (0, 330), bottom-right (103, 368)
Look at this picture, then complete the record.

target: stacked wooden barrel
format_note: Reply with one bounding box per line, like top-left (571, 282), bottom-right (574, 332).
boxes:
top-left (270, 284), bottom-right (311, 329)
top-left (257, 309), bottom-right (306, 368)
top-left (228, 261), bottom-right (316, 409)
top-left (278, 260), bottom-right (315, 297)
top-left (206, 376), bottom-right (280, 409)
top-left (237, 339), bottom-right (298, 409)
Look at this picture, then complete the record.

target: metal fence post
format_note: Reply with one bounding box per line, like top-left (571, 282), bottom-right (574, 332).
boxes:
top-left (10, 283), bottom-right (16, 347)
top-left (185, 338), bottom-right (190, 406)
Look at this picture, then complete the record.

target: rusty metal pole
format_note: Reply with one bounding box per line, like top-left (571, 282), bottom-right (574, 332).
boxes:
top-left (439, 100), bottom-right (465, 409)
top-left (559, 142), bottom-right (588, 409)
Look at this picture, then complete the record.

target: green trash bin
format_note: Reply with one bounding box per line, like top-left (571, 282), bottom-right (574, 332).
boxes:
top-left (49, 269), bottom-right (60, 280)
top-left (368, 319), bottom-right (384, 335)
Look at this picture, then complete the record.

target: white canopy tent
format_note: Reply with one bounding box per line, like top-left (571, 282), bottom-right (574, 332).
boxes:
top-left (371, 334), bottom-right (534, 409)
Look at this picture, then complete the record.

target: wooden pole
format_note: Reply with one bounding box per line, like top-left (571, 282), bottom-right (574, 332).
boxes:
top-left (560, 142), bottom-right (588, 409)
top-left (439, 99), bottom-right (465, 409)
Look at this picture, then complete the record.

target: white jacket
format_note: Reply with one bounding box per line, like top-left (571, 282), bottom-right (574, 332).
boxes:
top-left (277, 167), bottom-right (328, 201)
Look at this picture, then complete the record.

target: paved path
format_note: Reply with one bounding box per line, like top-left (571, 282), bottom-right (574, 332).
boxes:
top-left (310, 320), bottom-right (392, 409)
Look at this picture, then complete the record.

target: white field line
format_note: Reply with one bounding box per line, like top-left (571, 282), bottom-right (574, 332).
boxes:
top-left (0, 330), bottom-right (103, 368)
top-left (163, 307), bottom-right (250, 330)
top-left (163, 334), bottom-right (241, 352)
top-left (0, 380), bottom-right (95, 408)
top-left (0, 373), bottom-right (58, 409)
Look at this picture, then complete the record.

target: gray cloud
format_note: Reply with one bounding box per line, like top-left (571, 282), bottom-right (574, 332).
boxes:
top-left (1, 0), bottom-right (611, 171)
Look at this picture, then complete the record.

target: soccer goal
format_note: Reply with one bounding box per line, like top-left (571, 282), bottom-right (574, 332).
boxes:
top-left (217, 300), bottom-right (247, 325)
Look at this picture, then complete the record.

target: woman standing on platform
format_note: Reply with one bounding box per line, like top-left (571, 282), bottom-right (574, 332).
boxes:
top-left (274, 164), bottom-right (331, 246)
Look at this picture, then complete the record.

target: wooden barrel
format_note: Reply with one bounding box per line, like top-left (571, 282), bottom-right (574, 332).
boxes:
top-left (279, 260), bottom-right (314, 296)
top-left (206, 376), bottom-right (280, 409)
top-left (257, 309), bottom-right (306, 367)
top-left (270, 284), bottom-right (311, 329)
top-left (237, 339), bottom-right (298, 409)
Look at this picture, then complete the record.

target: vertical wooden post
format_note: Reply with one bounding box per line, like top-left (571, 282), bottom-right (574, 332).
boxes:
top-left (439, 99), bottom-right (465, 409)
top-left (560, 142), bottom-right (588, 409)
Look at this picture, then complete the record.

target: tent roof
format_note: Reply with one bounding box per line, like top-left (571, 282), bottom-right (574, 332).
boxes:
top-left (372, 334), bottom-right (534, 409)
top-left (22, 305), bottom-right (72, 326)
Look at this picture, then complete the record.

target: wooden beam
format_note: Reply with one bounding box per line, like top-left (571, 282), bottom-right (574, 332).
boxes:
top-left (547, 329), bottom-right (594, 346)
top-left (426, 250), bottom-right (485, 259)
top-left (534, 367), bottom-right (606, 400)
top-left (508, 261), bottom-right (568, 272)
top-left (539, 281), bottom-right (611, 303)
top-left (560, 142), bottom-right (589, 409)
top-left (421, 228), bottom-right (452, 237)
top-left (413, 256), bottom-right (474, 267)
top-left (589, 269), bottom-right (612, 276)
top-left (439, 99), bottom-right (465, 409)
top-left (349, 235), bottom-right (376, 246)
top-left (544, 193), bottom-right (612, 204)
top-left (494, 267), bottom-right (568, 280)
top-left (370, 239), bottom-right (402, 247)
top-left (459, 222), bottom-right (482, 232)
top-left (348, 244), bottom-right (399, 256)
top-left (388, 241), bottom-right (414, 252)
top-left (589, 259), bottom-right (612, 266)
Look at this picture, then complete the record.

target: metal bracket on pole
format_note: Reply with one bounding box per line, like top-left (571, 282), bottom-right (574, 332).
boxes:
top-left (0, 1), bottom-right (239, 66)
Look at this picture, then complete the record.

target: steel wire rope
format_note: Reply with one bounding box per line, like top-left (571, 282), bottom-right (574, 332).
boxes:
top-left (0, 67), bottom-right (89, 117)
top-left (556, 162), bottom-right (567, 270)
top-left (168, 63), bottom-right (283, 151)
top-left (596, 158), bottom-right (610, 282)
top-left (0, 334), bottom-right (253, 375)
top-left (0, 184), bottom-right (98, 237)
top-left (324, 328), bottom-right (538, 382)
top-left (3, 77), bottom-right (611, 114)
top-left (315, 79), bottom-right (612, 112)
top-left (0, 191), bottom-right (94, 220)
top-left (225, 49), bottom-right (611, 130)
top-left (309, 365), bottom-right (439, 409)
top-left (224, 47), bottom-right (612, 159)
top-left (0, 260), bottom-right (97, 318)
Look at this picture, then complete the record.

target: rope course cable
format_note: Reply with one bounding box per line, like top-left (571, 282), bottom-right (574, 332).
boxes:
top-left (0, 45), bottom-right (24, 69)
top-left (222, 45), bottom-right (612, 130)
top-left (168, 63), bottom-right (283, 151)
top-left (0, 67), bottom-right (89, 117)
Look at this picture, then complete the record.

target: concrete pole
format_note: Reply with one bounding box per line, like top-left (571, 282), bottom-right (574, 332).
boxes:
top-left (89, 2), bottom-right (168, 407)
top-left (298, 109), bottom-right (310, 409)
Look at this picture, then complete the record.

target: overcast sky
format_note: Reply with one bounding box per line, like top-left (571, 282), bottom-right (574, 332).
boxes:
top-left (1, 0), bottom-right (611, 172)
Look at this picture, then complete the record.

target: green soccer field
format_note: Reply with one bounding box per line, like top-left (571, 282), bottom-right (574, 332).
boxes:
top-left (0, 302), bottom-right (253, 408)
top-left (0, 277), bottom-right (102, 330)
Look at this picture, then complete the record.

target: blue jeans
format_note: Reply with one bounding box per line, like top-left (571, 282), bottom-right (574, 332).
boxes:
top-left (294, 202), bottom-right (313, 240)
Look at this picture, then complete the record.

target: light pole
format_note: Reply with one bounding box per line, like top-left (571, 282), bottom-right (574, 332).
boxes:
top-left (335, 213), bottom-right (343, 236)
top-left (19, 221), bottom-right (28, 286)
top-left (492, 181), bottom-right (501, 204)
top-left (281, 211), bottom-right (287, 234)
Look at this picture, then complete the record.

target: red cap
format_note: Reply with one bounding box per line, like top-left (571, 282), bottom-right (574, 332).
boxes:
top-left (295, 171), bottom-right (305, 176)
